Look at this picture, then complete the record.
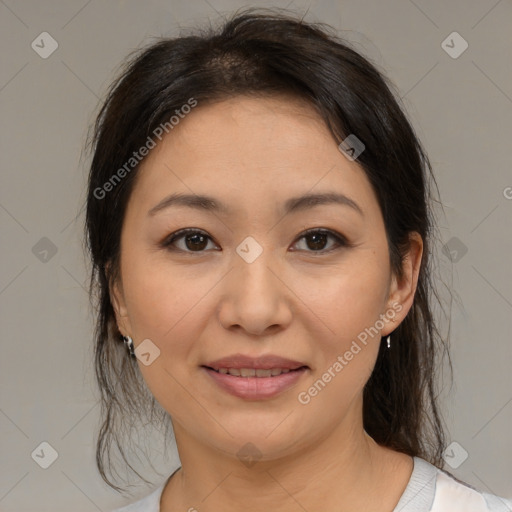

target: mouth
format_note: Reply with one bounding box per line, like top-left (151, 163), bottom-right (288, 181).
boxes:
top-left (201, 365), bottom-right (309, 400)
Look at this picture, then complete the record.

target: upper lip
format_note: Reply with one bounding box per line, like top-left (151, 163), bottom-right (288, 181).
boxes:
top-left (203, 353), bottom-right (309, 371)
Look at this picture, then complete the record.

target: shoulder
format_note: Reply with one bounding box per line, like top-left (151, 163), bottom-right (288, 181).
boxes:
top-left (431, 469), bottom-right (512, 512)
top-left (394, 457), bottom-right (512, 512)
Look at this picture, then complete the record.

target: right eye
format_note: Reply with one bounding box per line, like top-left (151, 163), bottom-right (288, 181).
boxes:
top-left (161, 228), bottom-right (220, 253)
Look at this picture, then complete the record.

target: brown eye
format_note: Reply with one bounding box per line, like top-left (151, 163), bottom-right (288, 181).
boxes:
top-left (305, 232), bottom-right (329, 250)
top-left (162, 229), bottom-right (218, 252)
top-left (291, 229), bottom-right (347, 253)
top-left (183, 232), bottom-right (208, 251)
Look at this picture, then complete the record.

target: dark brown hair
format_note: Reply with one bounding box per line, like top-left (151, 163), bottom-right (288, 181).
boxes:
top-left (85, 7), bottom-right (451, 493)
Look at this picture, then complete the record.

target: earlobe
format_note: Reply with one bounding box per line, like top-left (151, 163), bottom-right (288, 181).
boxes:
top-left (384, 232), bottom-right (424, 334)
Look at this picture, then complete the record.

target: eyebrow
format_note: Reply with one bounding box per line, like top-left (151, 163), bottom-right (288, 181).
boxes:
top-left (148, 191), bottom-right (364, 217)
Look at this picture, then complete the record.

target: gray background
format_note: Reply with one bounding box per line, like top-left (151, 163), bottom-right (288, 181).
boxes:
top-left (1, 0), bottom-right (511, 510)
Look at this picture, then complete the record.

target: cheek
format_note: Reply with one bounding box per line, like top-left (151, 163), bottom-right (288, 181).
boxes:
top-left (293, 270), bottom-right (385, 409)
top-left (120, 253), bottom-right (210, 412)
top-left (289, 251), bottom-right (390, 402)
top-left (120, 247), bottom-right (208, 337)
top-left (292, 252), bottom-right (390, 342)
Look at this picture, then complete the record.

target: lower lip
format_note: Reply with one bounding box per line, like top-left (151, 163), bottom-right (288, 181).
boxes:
top-left (202, 367), bottom-right (308, 400)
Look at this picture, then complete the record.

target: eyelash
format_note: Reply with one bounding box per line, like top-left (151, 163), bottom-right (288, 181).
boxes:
top-left (161, 227), bottom-right (350, 255)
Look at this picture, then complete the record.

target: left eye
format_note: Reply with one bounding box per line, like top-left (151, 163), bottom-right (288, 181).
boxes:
top-left (292, 229), bottom-right (347, 252)
top-left (161, 228), bottom-right (347, 253)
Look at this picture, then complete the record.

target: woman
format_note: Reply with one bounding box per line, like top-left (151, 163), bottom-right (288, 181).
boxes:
top-left (84, 8), bottom-right (512, 512)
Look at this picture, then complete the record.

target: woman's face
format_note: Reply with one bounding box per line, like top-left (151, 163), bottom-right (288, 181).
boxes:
top-left (112, 96), bottom-right (421, 461)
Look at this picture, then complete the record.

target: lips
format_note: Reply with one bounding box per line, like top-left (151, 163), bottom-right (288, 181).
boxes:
top-left (202, 366), bottom-right (308, 399)
top-left (201, 353), bottom-right (310, 399)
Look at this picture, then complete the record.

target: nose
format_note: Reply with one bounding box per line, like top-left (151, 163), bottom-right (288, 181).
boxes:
top-left (217, 250), bottom-right (293, 336)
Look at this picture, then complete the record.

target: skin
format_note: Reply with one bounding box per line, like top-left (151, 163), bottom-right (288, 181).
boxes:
top-left (111, 95), bottom-right (423, 512)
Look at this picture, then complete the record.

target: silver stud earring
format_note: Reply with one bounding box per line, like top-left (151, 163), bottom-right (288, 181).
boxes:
top-left (386, 335), bottom-right (391, 349)
top-left (121, 335), bottom-right (136, 358)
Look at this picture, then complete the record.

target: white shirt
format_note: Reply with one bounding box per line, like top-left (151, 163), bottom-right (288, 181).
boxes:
top-left (111, 456), bottom-right (512, 511)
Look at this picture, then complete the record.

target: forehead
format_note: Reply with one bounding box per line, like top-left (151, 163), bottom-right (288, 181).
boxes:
top-left (128, 95), bottom-right (380, 221)
top-left (175, 95), bottom-right (331, 149)
top-left (143, 95), bottom-right (336, 168)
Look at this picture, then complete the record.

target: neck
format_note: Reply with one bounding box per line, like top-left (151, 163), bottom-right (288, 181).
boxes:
top-left (161, 409), bottom-right (413, 512)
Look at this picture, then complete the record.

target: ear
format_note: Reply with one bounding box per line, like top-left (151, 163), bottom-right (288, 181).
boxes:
top-left (107, 263), bottom-right (132, 337)
top-left (381, 231), bottom-right (423, 336)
